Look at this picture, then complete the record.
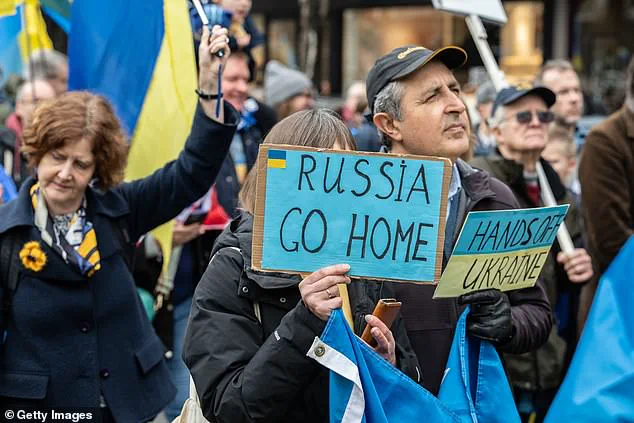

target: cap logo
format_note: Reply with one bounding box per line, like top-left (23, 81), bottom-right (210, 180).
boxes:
top-left (515, 81), bottom-right (533, 90)
top-left (397, 46), bottom-right (426, 60)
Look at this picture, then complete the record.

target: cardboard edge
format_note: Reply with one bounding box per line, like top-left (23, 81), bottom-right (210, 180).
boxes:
top-left (251, 145), bottom-right (270, 272)
top-left (250, 145), bottom-right (453, 284)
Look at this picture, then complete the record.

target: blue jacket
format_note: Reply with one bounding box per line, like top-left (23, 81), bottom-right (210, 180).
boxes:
top-left (0, 103), bottom-right (238, 422)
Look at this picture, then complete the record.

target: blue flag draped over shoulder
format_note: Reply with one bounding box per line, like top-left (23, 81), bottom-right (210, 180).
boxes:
top-left (545, 236), bottom-right (634, 421)
top-left (308, 308), bottom-right (519, 422)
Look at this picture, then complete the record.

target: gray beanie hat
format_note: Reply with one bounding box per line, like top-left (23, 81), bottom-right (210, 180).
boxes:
top-left (265, 60), bottom-right (313, 107)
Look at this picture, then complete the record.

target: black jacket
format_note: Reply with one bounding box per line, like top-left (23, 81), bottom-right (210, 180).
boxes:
top-left (183, 212), bottom-right (419, 423)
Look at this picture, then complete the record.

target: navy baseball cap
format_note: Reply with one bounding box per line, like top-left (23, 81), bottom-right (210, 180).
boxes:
top-left (366, 45), bottom-right (468, 114)
top-left (491, 85), bottom-right (556, 116)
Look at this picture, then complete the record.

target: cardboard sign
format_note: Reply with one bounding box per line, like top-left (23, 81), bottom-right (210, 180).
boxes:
top-left (431, 0), bottom-right (507, 25)
top-left (252, 145), bottom-right (452, 283)
top-left (434, 205), bottom-right (569, 298)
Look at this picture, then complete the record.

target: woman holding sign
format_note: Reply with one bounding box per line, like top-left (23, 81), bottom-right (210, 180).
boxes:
top-left (183, 109), bottom-right (419, 423)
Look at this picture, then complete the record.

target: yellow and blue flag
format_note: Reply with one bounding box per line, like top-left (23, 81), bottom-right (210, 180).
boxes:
top-left (309, 308), bottom-right (519, 422)
top-left (69, 0), bottom-right (198, 271)
top-left (545, 236), bottom-right (634, 421)
top-left (0, 0), bottom-right (53, 83)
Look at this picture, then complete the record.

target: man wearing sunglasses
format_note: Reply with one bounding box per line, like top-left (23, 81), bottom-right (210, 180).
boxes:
top-left (471, 85), bottom-right (594, 420)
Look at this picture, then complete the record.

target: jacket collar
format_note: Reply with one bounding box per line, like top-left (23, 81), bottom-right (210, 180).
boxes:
top-left (455, 158), bottom-right (497, 203)
top-left (0, 177), bottom-right (129, 234)
top-left (622, 106), bottom-right (634, 140)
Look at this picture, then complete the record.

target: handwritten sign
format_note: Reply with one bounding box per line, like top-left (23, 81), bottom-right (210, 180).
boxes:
top-left (434, 205), bottom-right (569, 298)
top-left (252, 145), bottom-right (452, 283)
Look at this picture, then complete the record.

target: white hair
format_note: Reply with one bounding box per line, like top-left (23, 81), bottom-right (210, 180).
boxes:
top-left (24, 49), bottom-right (67, 81)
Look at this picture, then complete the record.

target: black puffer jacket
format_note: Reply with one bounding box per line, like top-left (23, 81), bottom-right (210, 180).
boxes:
top-left (183, 212), bottom-right (419, 423)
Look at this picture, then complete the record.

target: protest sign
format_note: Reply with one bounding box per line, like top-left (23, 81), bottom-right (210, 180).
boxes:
top-left (431, 0), bottom-right (507, 25)
top-left (252, 145), bottom-right (452, 283)
top-left (434, 205), bottom-right (569, 298)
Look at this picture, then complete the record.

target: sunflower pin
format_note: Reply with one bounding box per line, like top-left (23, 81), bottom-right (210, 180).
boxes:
top-left (19, 241), bottom-right (47, 272)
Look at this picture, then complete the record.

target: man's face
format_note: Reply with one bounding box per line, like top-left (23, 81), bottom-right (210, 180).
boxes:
top-left (385, 61), bottom-right (469, 161)
top-left (222, 55), bottom-right (250, 112)
top-left (541, 69), bottom-right (583, 125)
top-left (218, 0), bottom-right (252, 22)
top-left (494, 96), bottom-right (550, 155)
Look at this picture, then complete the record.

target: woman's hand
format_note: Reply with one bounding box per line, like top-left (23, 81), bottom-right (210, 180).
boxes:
top-left (172, 221), bottom-right (205, 247)
top-left (299, 264), bottom-right (350, 321)
top-left (364, 315), bottom-right (396, 365)
top-left (198, 25), bottom-right (231, 92)
top-left (557, 248), bottom-right (593, 283)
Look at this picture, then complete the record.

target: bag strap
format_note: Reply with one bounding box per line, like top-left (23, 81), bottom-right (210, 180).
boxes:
top-left (1, 231), bottom-right (20, 346)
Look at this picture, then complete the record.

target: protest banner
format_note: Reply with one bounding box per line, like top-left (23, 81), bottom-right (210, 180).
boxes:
top-left (252, 145), bottom-right (452, 283)
top-left (431, 0), bottom-right (507, 25)
top-left (434, 205), bottom-right (569, 298)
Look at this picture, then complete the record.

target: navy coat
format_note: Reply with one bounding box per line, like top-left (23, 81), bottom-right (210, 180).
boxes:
top-left (0, 103), bottom-right (238, 422)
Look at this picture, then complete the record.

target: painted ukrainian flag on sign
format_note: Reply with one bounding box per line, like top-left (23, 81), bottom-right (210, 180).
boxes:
top-left (268, 150), bottom-right (287, 169)
top-left (69, 0), bottom-right (197, 269)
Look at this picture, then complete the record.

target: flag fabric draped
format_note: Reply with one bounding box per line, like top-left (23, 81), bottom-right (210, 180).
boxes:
top-left (69, 0), bottom-right (198, 274)
top-left (0, 0), bottom-right (52, 84)
top-left (308, 307), bottom-right (519, 422)
top-left (545, 236), bottom-right (634, 422)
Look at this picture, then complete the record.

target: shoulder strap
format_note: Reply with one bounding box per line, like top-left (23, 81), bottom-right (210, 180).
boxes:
top-left (1, 231), bottom-right (20, 346)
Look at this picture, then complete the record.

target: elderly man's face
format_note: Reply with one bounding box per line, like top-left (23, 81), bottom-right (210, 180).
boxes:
top-left (382, 62), bottom-right (469, 162)
top-left (494, 96), bottom-right (550, 155)
top-left (541, 69), bottom-right (583, 125)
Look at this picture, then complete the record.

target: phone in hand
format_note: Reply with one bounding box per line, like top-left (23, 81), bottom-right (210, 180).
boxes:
top-left (184, 212), bottom-right (206, 225)
top-left (361, 298), bottom-right (402, 347)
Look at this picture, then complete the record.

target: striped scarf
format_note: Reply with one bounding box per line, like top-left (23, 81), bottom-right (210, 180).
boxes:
top-left (30, 182), bottom-right (102, 277)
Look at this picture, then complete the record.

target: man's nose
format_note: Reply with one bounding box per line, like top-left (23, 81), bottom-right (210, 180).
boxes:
top-left (446, 91), bottom-right (465, 114)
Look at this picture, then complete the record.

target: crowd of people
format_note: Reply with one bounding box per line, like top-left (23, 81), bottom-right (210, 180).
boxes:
top-left (0, 1), bottom-right (633, 422)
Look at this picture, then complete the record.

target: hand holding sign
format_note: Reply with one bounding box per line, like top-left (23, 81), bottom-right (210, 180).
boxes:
top-left (458, 289), bottom-right (513, 345)
top-left (557, 248), bottom-right (594, 283)
top-left (299, 264), bottom-right (351, 321)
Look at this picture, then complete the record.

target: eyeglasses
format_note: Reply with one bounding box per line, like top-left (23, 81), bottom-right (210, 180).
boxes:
top-left (510, 110), bottom-right (555, 125)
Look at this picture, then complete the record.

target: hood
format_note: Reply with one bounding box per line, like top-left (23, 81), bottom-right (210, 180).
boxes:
top-left (211, 211), bottom-right (302, 290)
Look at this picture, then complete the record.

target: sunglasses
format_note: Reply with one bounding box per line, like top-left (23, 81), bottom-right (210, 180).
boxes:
top-left (510, 110), bottom-right (555, 125)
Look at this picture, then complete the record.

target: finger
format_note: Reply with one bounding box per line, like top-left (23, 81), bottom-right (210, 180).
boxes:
top-left (563, 253), bottom-right (590, 269)
top-left (365, 314), bottom-right (389, 333)
top-left (371, 327), bottom-right (390, 352)
top-left (458, 289), bottom-right (499, 305)
top-left (209, 39), bottom-right (229, 56)
top-left (302, 264), bottom-right (350, 286)
top-left (564, 260), bottom-right (592, 277)
top-left (313, 297), bottom-right (343, 317)
top-left (556, 251), bottom-right (567, 264)
top-left (309, 275), bottom-right (351, 294)
top-left (201, 25), bottom-right (210, 44)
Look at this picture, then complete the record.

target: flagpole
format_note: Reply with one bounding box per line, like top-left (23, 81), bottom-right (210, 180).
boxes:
top-left (465, 13), bottom-right (575, 255)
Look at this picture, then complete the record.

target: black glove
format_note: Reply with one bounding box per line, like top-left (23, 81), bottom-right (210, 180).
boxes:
top-left (458, 289), bottom-right (514, 345)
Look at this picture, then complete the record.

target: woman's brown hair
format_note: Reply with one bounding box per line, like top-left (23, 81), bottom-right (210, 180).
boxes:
top-left (22, 91), bottom-right (129, 190)
top-left (239, 108), bottom-right (356, 213)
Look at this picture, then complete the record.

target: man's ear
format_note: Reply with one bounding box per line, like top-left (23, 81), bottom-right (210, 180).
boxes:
top-left (491, 125), bottom-right (503, 146)
top-left (373, 112), bottom-right (403, 143)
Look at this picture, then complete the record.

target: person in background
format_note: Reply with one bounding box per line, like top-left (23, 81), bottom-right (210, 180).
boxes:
top-left (25, 49), bottom-right (69, 95)
top-left (578, 56), bottom-right (634, 336)
top-left (473, 81), bottom-right (497, 156)
top-left (367, 45), bottom-right (552, 400)
top-left (542, 124), bottom-right (578, 193)
top-left (0, 164), bottom-right (18, 204)
top-left (340, 81), bottom-right (367, 126)
top-left (183, 108), bottom-right (419, 423)
top-left (472, 85), bottom-right (593, 421)
top-left (3, 80), bottom-right (56, 186)
top-left (0, 26), bottom-right (235, 423)
top-left (264, 60), bottom-right (314, 121)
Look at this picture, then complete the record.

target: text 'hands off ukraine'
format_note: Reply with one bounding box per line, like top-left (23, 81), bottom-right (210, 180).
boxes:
top-left (252, 146), bottom-right (452, 283)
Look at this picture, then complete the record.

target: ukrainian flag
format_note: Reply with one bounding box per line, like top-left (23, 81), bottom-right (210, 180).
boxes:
top-left (0, 0), bottom-right (53, 84)
top-left (268, 150), bottom-right (287, 169)
top-left (69, 0), bottom-right (198, 273)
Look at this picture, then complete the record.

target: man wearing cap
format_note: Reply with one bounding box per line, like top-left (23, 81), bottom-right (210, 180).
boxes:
top-left (471, 85), bottom-right (593, 420)
top-left (366, 45), bottom-right (553, 397)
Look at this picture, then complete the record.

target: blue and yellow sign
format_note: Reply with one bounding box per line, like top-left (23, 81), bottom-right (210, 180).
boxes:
top-left (252, 145), bottom-right (452, 283)
top-left (434, 205), bottom-right (569, 298)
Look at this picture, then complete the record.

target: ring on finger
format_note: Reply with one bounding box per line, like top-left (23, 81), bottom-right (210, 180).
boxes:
top-left (326, 288), bottom-right (334, 299)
